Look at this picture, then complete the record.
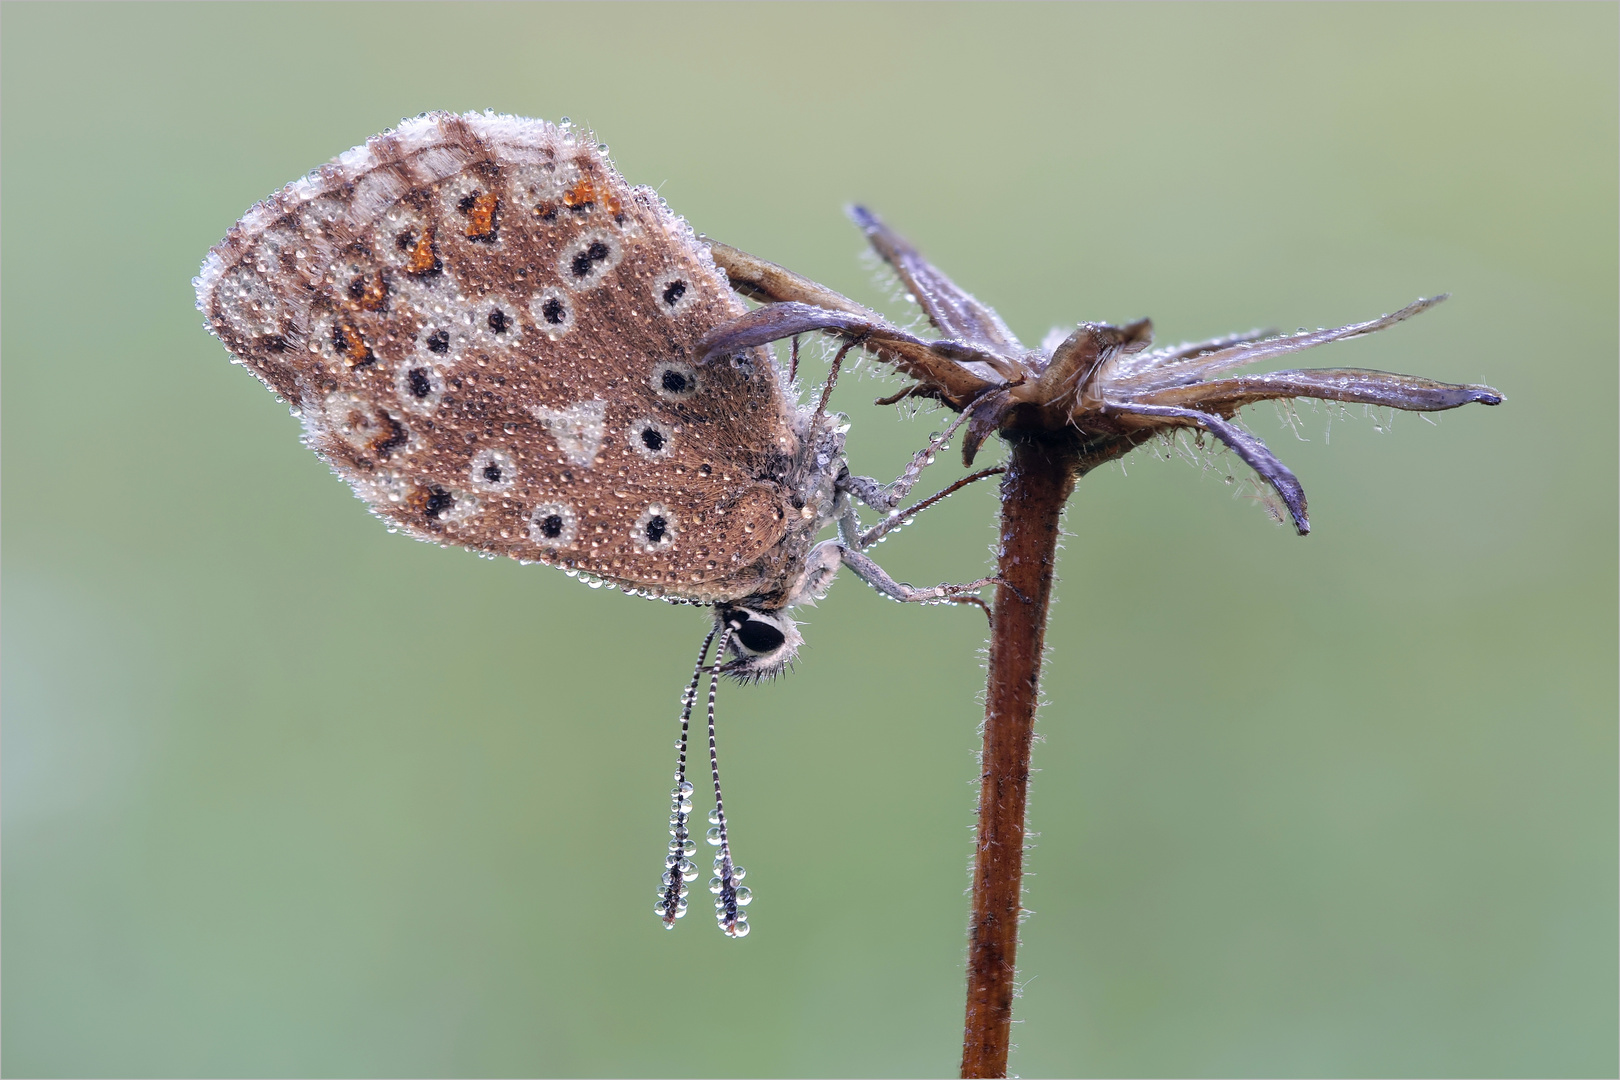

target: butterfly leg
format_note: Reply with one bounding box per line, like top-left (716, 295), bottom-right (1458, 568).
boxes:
top-left (837, 387), bottom-right (1006, 548)
top-left (882, 399), bottom-right (987, 505)
top-left (838, 545), bottom-right (998, 617)
top-left (786, 536), bottom-right (997, 612)
top-left (839, 393), bottom-right (983, 516)
top-left (855, 465), bottom-right (1005, 549)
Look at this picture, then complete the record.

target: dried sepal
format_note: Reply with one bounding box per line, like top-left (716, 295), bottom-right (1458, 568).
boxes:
top-left (701, 210), bottom-right (1500, 526)
top-left (1135, 367), bottom-right (1503, 416)
top-left (695, 301), bottom-right (1009, 400)
top-left (845, 204), bottom-right (1023, 352)
top-left (1109, 402), bottom-right (1310, 533)
top-left (1108, 296), bottom-right (1450, 392)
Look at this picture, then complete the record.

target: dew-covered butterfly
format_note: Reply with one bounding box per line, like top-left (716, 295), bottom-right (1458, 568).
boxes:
top-left (195, 111), bottom-right (1000, 937)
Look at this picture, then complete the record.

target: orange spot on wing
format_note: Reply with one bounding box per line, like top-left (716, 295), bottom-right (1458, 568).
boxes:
top-left (405, 226), bottom-right (439, 275)
top-left (463, 191), bottom-right (498, 240)
top-left (563, 176), bottom-right (595, 208)
top-left (356, 270), bottom-right (388, 311)
top-left (334, 321), bottom-right (374, 368)
top-left (563, 174), bottom-right (622, 217)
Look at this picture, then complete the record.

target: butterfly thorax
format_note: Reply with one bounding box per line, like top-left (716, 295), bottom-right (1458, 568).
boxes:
top-left (707, 405), bottom-right (849, 678)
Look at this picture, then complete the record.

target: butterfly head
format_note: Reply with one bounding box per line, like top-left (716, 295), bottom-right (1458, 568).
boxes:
top-left (714, 605), bottom-right (802, 681)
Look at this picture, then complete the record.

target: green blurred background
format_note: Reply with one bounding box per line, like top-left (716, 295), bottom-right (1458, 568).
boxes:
top-left (4, 3), bottom-right (1614, 1076)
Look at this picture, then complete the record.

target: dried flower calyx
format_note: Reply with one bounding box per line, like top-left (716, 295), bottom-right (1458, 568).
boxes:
top-left (699, 208), bottom-right (1500, 534)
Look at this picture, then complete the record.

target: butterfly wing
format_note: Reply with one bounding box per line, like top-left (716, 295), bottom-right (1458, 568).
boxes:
top-left (197, 112), bottom-right (798, 603)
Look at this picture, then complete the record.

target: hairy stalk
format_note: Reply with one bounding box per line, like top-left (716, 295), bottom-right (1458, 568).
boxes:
top-left (703, 222), bottom-right (1497, 1074)
top-left (962, 434), bottom-right (1082, 1079)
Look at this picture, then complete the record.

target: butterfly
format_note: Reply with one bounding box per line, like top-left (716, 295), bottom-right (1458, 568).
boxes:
top-left (195, 111), bottom-right (999, 937)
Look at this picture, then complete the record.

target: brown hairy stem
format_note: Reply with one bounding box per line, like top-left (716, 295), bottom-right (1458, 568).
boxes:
top-left (709, 216), bottom-right (1497, 1073)
top-left (962, 433), bottom-right (1082, 1079)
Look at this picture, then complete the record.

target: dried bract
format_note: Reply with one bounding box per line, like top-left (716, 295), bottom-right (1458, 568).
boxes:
top-left (703, 208), bottom-right (1502, 534)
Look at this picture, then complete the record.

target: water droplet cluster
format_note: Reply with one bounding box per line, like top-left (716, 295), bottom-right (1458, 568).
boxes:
top-left (654, 624), bottom-right (753, 937)
top-left (654, 779), bottom-right (696, 925)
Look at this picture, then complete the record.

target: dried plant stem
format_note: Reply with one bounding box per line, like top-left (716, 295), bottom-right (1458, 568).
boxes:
top-left (962, 434), bottom-right (1082, 1079)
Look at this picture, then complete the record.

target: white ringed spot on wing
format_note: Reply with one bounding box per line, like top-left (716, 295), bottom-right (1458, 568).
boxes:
top-left (629, 418), bottom-right (674, 460)
top-left (475, 297), bottom-right (523, 346)
top-left (650, 360), bottom-right (699, 401)
top-left (558, 229), bottom-right (624, 291)
top-left (633, 504), bottom-right (678, 553)
top-left (528, 502), bottom-right (579, 548)
top-left (469, 448), bottom-right (517, 492)
top-left (396, 363), bottom-right (444, 413)
top-left (527, 286), bottom-right (574, 339)
top-left (651, 269), bottom-right (702, 317)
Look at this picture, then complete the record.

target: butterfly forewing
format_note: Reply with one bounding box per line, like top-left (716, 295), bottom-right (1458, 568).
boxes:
top-left (198, 112), bottom-right (796, 601)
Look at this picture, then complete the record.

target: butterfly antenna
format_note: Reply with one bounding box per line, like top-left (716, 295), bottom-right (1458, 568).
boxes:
top-left (705, 625), bottom-right (753, 937)
top-left (656, 627), bottom-right (716, 928)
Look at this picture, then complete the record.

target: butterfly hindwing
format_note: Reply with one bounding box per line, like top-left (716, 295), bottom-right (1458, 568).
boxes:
top-left (197, 112), bottom-right (798, 601)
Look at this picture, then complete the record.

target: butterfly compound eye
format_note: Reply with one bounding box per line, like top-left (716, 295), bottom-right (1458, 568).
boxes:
top-left (734, 615), bottom-right (787, 654)
top-left (716, 607), bottom-right (800, 680)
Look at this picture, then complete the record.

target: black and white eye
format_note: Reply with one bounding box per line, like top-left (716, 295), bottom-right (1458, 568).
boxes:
top-left (528, 502), bottom-right (578, 547)
top-left (629, 418), bottom-right (674, 460)
top-left (469, 447), bottom-right (516, 492)
top-left (414, 323), bottom-right (467, 366)
top-left (558, 229), bottom-right (623, 290)
top-left (732, 611), bottom-right (788, 655)
top-left (396, 363), bottom-right (444, 413)
top-left (651, 269), bottom-right (700, 317)
top-left (717, 606), bottom-right (803, 680)
top-left (527, 286), bottom-right (574, 339)
top-left (420, 485), bottom-right (477, 524)
top-left (633, 504), bottom-right (678, 552)
top-left (650, 360), bottom-right (699, 401)
top-left (475, 299), bottom-right (523, 344)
